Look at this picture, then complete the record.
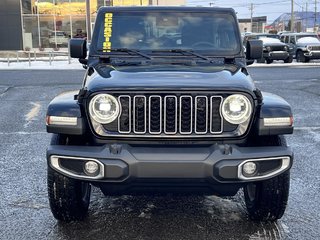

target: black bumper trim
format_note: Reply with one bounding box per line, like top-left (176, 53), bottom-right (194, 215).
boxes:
top-left (47, 143), bottom-right (293, 184)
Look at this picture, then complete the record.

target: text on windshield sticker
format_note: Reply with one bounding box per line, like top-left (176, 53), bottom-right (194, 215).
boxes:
top-left (103, 13), bottom-right (113, 52)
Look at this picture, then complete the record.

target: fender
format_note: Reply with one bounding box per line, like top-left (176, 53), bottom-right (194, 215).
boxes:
top-left (256, 92), bottom-right (293, 136)
top-left (46, 91), bottom-right (85, 135)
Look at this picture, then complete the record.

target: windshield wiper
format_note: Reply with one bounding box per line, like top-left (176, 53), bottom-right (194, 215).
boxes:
top-left (111, 59), bottom-right (150, 66)
top-left (156, 49), bottom-right (213, 62)
top-left (99, 48), bottom-right (153, 60)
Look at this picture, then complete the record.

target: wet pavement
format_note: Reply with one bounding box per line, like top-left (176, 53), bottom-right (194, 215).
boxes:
top-left (0, 66), bottom-right (319, 240)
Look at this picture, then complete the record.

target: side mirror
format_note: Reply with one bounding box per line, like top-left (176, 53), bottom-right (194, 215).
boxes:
top-left (69, 38), bottom-right (87, 59)
top-left (246, 39), bottom-right (263, 60)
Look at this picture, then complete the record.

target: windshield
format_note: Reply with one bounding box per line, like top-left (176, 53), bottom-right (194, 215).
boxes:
top-left (94, 11), bottom-right (240, 55)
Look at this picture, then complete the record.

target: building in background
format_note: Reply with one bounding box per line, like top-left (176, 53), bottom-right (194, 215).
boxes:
top-left (238, 16), bottom-right (267, 33)
top-left (0, 0), bottom-right (23, 50)
top-left (270, 12), bottom-right (320, 33)
top-left (149, 0), bottom-right (185, 6)
top-left (0, 0), bottom-right (186, 51)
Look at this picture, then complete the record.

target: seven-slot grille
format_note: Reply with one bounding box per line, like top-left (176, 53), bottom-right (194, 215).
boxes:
top-left (116, 94), bottom-right (223, 136)
top-left (269, 45), bottom-right (286, 51)
top-left (309, 45), bottom-right (320, 51)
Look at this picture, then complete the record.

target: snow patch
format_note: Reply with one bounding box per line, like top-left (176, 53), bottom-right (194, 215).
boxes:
top-left (260, 37), bottom-right (282, 44)
top-left (203, 195), bottom-right (243, 222)
top-left (138, 202), bottom-right (155, 219)
top-left (0, 59), bottom-right (83, 70)
top-left (9, 199), bottom-right (48, 210)
top-left (297, 37), bottom-right (320, 44)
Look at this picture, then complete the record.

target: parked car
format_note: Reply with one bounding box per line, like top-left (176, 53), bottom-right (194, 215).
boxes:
top-left (73, 29), bottom-right (87, 40)
top-left (48, 31), bottom-right (69, 47)
top-left (46, 6), bottom-right (294, 222)
top-left (280, 32), bottom-right (320, 62)
top-left (244, 33), bottom-right (293, 63)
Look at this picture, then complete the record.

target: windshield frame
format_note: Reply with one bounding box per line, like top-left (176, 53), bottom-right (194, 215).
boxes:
top-left (89, 7), bottom-right (243, 58)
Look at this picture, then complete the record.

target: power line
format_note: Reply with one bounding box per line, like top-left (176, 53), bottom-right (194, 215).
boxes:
top-left (315, 0), bottom-right (317, 29)
top-left (188, 0), bottom-right (290, 6)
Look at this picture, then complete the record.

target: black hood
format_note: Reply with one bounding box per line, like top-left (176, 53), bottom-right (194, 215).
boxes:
top-left (85, 64), bottom-right (256, 95)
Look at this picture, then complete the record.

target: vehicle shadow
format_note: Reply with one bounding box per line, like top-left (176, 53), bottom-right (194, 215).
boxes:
top-left (50, 188), bottom-right (288, 240)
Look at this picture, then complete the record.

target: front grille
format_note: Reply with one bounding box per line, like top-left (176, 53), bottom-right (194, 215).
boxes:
top-left (309, 45), bottom-right (320, 51)
top-left (115, 94), bottom-right (223, 136)
top-left (270, 45), bottom-right (286, 51)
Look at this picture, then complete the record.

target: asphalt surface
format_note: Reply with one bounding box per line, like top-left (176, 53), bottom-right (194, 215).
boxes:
top-left (0, 65), bottom-right (319, 240)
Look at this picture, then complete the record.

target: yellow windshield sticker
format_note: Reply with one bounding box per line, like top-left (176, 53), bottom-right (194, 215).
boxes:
top-left (103, 13), bottom-right (113, 52)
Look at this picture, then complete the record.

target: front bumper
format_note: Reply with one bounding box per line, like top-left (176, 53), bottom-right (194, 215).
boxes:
top-left (47, 143), bottom-right (293, 194)
top-left (263, 51), bottom-right (289, 60)
top-left (304, 51), bottom-right (320, 59)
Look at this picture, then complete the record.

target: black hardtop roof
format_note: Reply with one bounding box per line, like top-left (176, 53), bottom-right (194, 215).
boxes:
top-left (97, 6), bottom-right (236, 14)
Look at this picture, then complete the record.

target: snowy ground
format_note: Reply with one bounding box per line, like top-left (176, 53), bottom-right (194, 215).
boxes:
top-left (0, 57), bottom-right (320, 70)
top-left (0, 68), bottom-right (320, 239)
top-left (0, 57), bottom-right (83, 70)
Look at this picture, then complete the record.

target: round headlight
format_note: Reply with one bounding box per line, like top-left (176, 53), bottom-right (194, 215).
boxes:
top-left (222, 94), bottom-right (252, 124)
top-left (89, 94), bottom-right (120, 124)
top-left (266, 46), bottom-right (271, 52)
top-left (284, 45), bottom-right (289, 51)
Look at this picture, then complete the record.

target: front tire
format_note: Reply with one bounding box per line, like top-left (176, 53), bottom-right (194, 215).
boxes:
top-left (256, 57), bottom-right (265, 63)
top-left (48, 134), bottom-right (91, 222)
top-left (266, 58), bottom-right (273, 64)
top-left (284, 55), bottom-right (293, 63)
top-left (244, 171), bottom-right (290, 221)
top-left (296, 51), bottom-right (307, 62)
top-left (244, 135), bottom-right (290, 221)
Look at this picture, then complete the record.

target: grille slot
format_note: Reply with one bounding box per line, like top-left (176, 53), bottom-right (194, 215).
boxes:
top-left (195, 96), bottom-right (208, 134)
top-left (180, 96), bottom-right (193, 134)
top-left (118, 96), bottom-right (131, 133)
top-left (149, 96), bottom-right (162, 134)
top-left (133, 96), bottom-right (147, 134)
top-left (164, 96), bottom-right (178, 134)
top-left (210, 96), bottom-right (223, 134)
top-left (115, 94), bottom-right (225, 136)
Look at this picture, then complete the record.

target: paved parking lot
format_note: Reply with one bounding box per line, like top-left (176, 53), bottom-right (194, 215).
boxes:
top-left (0, 65), bottom-right (319, 240)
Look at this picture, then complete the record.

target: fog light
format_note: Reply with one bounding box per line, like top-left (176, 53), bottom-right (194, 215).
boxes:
top-left (243, 162), bottom-right (257, 176)
top-left (84, 161), bottom-right (99, 175)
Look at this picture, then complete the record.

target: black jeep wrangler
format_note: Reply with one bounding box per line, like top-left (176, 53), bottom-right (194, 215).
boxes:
top-left (46, 7), bottom-right (294, 222)
top-left (244, 33), bottom-right (293, 64)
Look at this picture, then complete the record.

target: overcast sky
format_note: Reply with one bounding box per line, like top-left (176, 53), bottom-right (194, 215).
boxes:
top-left (187, 0), bottom-right (317, 24)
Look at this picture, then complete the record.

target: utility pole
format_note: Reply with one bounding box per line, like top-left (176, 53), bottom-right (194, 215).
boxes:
top-left (249, 3), bottom-right (254, 32)
top-left (36, 0), bottom-right (41, 48)
top-left (291, 0), bottom-right (294, 31)
top-left (315, 0), bottom-right (318, 31)
top-left (209, 2), bottom-right (214, 7)
top-left (302, 6), bottom-right (304, 32)
top-left (86, 0), bottom-right (91, 41)
top-left (306, 2), bottom-right (308, 31)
